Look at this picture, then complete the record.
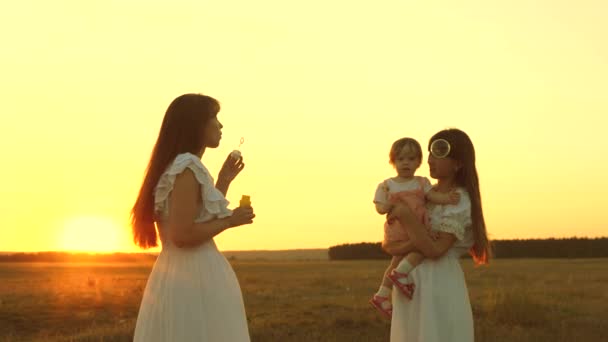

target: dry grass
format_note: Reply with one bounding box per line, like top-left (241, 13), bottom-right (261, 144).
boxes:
top-left (0, 259), bottom-right (606, 341)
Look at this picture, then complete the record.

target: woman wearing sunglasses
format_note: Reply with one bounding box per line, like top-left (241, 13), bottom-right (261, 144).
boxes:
top-left (383, 128), bottom-right (490, 342)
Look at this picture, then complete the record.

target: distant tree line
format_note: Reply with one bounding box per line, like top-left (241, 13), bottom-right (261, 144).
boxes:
top-left (328, 237), bottom-right (608, 260)
top-left (0, 251), bottom-right (158, 263)
top-left (329, 242), bottom-right (391, 260)
top-left (491, 237), bottom-right (608, 258)
top-left (2, 238), bottom-right (607, 262)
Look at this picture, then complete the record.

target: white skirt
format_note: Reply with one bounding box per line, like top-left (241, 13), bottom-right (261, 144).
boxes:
top-left (390, 250), bottom-right (474, 342)
top-left (133, 240), bottom-right (250, 342)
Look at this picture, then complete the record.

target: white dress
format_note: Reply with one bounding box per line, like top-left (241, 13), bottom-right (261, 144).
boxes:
top-left (390, 188), bottom-right (475, 342)
top-left (133, 153), bottom-right (250, 342)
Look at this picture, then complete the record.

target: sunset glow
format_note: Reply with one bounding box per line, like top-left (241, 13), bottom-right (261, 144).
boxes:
top-left (57, 216), bottom-right (132, 253)
top-left (1, 0), bottom-right (607, 253)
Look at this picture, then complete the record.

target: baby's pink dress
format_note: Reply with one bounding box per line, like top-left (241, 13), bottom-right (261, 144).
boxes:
top-left (374, 177), bottom-right (432, 243)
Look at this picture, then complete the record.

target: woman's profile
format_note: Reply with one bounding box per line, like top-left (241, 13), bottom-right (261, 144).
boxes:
top-left (131, 93), bottom-right (255, 341)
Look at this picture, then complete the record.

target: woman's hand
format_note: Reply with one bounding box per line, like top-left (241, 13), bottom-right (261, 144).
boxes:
top-left (216, 154), bottom-right (245, 195)
top-left (227, 206), bottom-right (255, 228)
top-left (218, 154), bottom-right (245, 184)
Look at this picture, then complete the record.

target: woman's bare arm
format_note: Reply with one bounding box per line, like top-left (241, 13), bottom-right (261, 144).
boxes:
top-left (389, 203), bottom-right (457, 259)
top-left (382, 239), bottom-right (418, 256)
top-left (411, 232), bottom-right (457, 259)
top-left (167, 169), bottom-right (254, 248)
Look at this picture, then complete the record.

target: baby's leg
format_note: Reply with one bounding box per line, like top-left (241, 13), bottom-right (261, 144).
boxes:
top-left (385, 256), bottom-right (404, 286)
top-left (388, 252), bottom-right (422, 299)
top-left (395, 251), bottom-right (424, 274)
top-left (370, 256), bottom-right (403, 317)
top-left (376, 255), bottom-right (403, 296)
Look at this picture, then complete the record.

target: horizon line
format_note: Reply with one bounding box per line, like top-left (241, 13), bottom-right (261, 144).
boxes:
top-left (3, 236), bottom-right (608, 254)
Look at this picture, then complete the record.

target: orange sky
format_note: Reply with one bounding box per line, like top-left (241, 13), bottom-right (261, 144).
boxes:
top-left (1, 0), bottom-right (607, 252)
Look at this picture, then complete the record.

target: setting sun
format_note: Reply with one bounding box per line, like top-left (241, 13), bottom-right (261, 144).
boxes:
top-left (57, 216), bottom-right (132, 253)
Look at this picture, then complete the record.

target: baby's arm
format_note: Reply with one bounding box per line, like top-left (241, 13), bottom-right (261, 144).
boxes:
top-left (426, 189), bottom-right (460, 205)
top-left (375, 202), bottom-right (394, 215)
top-left (421, 177), bottom-right (460, 205)
top-left (374, 180), bottom-right (393, 214)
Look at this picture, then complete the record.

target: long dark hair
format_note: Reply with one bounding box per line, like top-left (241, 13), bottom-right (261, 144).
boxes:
top-left (130, 94), bottom-right (220, 248)
top-left (429, 128), bottom-right (490, 264)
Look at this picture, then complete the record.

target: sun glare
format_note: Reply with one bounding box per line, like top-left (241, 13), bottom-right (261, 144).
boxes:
top-left (58, 216), bottom-right (131, 253)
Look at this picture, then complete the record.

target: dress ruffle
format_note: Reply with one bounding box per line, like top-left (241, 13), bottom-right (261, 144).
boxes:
top-left (154, 153), bottom-right (232, 222)
top-left (428, 188), bottom-right (472, 241)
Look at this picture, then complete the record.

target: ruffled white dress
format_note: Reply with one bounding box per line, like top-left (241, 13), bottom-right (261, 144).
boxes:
top-left (390, 188), bottom-right (475, 342)
top-left (133, 153), bottom-right (250, 342)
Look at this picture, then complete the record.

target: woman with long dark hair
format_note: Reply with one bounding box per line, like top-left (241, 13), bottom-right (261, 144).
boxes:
top-left (131, 93), bottom-right (255, 341)
top-left (384, 128), bottom-right (490, 341)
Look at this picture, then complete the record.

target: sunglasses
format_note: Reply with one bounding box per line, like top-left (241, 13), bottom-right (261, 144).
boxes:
top-left (429, 139), bottom-right (451, 159)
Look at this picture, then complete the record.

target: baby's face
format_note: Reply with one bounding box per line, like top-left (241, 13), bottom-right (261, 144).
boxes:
top-left (394, 146), bottom-right (421, 178)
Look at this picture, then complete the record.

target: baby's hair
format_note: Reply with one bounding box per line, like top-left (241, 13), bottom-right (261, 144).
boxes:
top-left (389, 137), bottom-right (423, 165)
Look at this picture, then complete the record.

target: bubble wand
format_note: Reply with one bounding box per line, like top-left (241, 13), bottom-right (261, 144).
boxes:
top-left (230, 137), bottom-right (245, 160)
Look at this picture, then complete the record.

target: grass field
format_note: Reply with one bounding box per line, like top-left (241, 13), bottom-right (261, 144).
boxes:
top-left (0, 258), bottom-right (607, 341)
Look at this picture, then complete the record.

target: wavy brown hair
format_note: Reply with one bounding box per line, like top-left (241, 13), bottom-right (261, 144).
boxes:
top-left (389, 137), bottom-right (423, 165)
top-left (429, 128), bottom-right (490, 264)
top-left (130, 94), bottom-right (220, 248)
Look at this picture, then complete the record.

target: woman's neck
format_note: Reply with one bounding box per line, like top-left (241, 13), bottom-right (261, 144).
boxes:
top-left (196, 148), bottom-right (205, 158)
